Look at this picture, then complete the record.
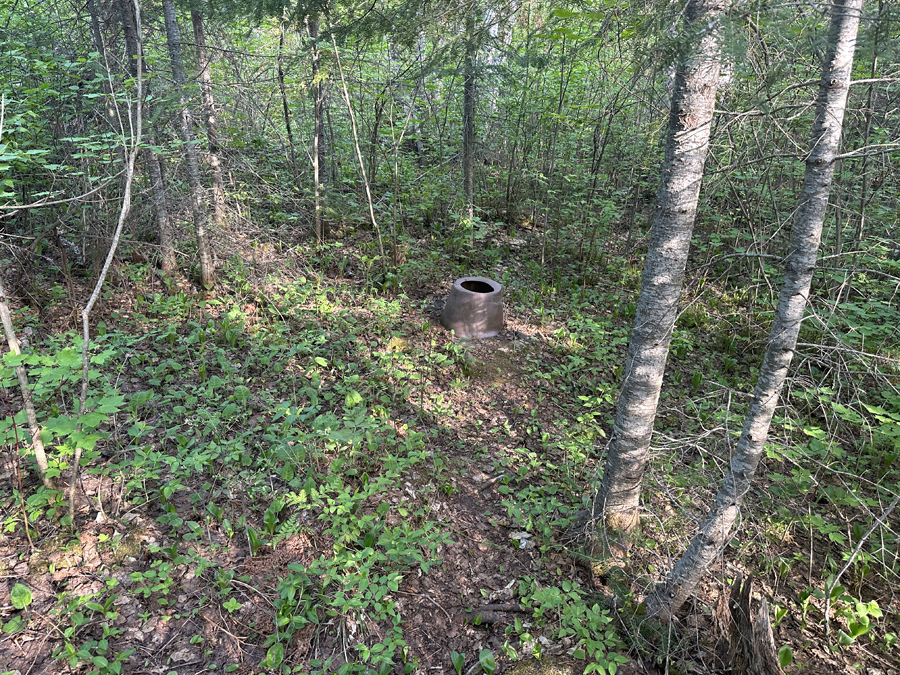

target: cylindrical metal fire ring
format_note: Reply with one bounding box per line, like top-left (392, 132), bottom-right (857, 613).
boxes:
top-left (439, 277), bottom-right (504, 339)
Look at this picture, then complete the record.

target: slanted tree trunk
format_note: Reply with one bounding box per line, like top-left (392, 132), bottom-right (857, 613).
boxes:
top-left (119, 0), bottom-right (174, 272)
top-left (593, 0), bottom-right (727, 533)
top-left (0, 278), bottom-right (55, 491)
top-left (645, 0), bottom-right (863, 622)
top-left (162, 0), bottom-right (215, 288)
top-left (191, 10), bottom-right (226, 231)
top-left (307, 16), bottom-right (327, 243)
top-left (462, 12), bottom-right (476, 224)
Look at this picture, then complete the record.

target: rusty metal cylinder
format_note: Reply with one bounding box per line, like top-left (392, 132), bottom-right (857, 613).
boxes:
top-left (440, 277), bottom-right (503, 339)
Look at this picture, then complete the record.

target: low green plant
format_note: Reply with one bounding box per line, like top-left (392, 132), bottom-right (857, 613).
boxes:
top-left (450, 650), bottom-right (465, 675)
top-left (517, 577), bottom-right (628, 674)
top-left (478, 649), bottom-right (496, 675)
top-left (52, 587), bottom-right (132, 675)
top-left (1, 338), bottom-right (126, 525)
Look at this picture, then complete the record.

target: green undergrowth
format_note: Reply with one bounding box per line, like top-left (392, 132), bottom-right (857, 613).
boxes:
top-left (4, 238), bottom-right (900, 670)
top-left (2, 267), bottom-right (471, 673)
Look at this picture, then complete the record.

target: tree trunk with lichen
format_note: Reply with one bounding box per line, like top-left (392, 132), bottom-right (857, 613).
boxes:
top-left (645, 0), bottom-right (862, 621)
top-left (593, 0), bottom-right (727, 534)
top-left (192, 10), bottom-right (226, 231)
top-left (162, 0), bottom-right (215, 288)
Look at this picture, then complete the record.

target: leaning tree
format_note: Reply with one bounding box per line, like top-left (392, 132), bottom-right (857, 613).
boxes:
top-left (593, 0), bottom-right (729, 534)
top-left (646, 0), bottom-right (864, 621)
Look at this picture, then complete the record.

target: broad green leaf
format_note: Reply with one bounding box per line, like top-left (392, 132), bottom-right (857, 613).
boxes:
top-left (11, 583), bottom-right (32, 609)
top-left (266, 642), bottom-right (284, 670)
top-left (777, 645), bottom-right (793, 667)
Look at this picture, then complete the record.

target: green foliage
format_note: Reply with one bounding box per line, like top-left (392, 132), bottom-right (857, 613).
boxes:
top-left (777, 645), bottom-right (792, 668)
top-left (450, 650), bottom-right (465, 675)
top-left (514, 578), bottom-right (628, 674)
top-left (0, 337), bottom-right (125, 523)
top-left (51, 585), bottom-right (132, 675)
top-left (478, 649), bottom-right (496, 675)
top-left (10, 583), bottom-right (32, 609)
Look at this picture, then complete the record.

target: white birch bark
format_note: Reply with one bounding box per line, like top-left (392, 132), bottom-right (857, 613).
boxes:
top-left (645, 0), bottom-right (863, 621)
top-left (594, 0), bottom-right (727, 532)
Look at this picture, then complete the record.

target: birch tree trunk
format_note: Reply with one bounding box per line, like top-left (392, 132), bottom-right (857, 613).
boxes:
top-left (162, 0), bottom-right (215, 289)
top-left (645, 0), bottom-right (863, 622)
top-left (462, 12), bottom-right (477, 224)
top-left (191, 10), bottom-right (226, 231)
top-left (593, 0), bottom-right (727, 533)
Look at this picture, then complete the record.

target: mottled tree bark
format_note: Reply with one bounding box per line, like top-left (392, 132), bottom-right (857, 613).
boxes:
top-left (162, 0), bottom-right (215, 288)
top-left (594, 0), bottom-right (727, 532)
top-left (119, 0), bottom-right (174, 272)
top-left (191, 10), bottom-right (226, 231)
top-left (645, 0), bottom-right (863, 621)
top-left (462, 12), bottom-right (476, 223)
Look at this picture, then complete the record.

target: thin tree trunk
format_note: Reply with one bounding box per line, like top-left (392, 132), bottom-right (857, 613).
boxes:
top-left (332, 32), bottom-right (386, 266)
top-left (86, 0), bottom-right (117, 128)
top-left (307, 16), bottom-right (327, 243)
top-left (593, 0), bottom-right (727, 533)
top-left (463, 12), bottom-right (476, 224)
top-left (192, 10), bottom-right (226, 231)
top-left (278, 19), bottom-right (298, 178)
top-left (119, 0), bottom-right (174, 272)
top-left (147, 140), bottom-right (174, 272)
top-left (162, 0), bottom-right (215, 289)
top-left (645, 0), bottom-right (863, 622)
top-left (72, 0), bottom-right (144, 522)
top-left (0, 277), bottom-right (55, 491)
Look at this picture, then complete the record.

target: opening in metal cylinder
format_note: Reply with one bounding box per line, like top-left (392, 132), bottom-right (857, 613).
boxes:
top-left (461, 280), bottom-right (494, 293)
top-left (440, 277), bottom-right (504, 339)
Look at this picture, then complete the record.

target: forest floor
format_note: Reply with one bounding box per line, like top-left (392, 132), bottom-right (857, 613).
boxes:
top-left (1, 224), bottom-right (898, 675)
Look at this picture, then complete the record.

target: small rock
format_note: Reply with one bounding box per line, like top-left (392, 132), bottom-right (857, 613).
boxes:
top-left (169, 648), bottom-right (196, 662)
top-left (510, 532), bottom-right (535, 550)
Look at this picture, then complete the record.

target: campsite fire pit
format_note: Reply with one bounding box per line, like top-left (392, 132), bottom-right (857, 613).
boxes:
top-left (440, 277), bottom-right (503, 339)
